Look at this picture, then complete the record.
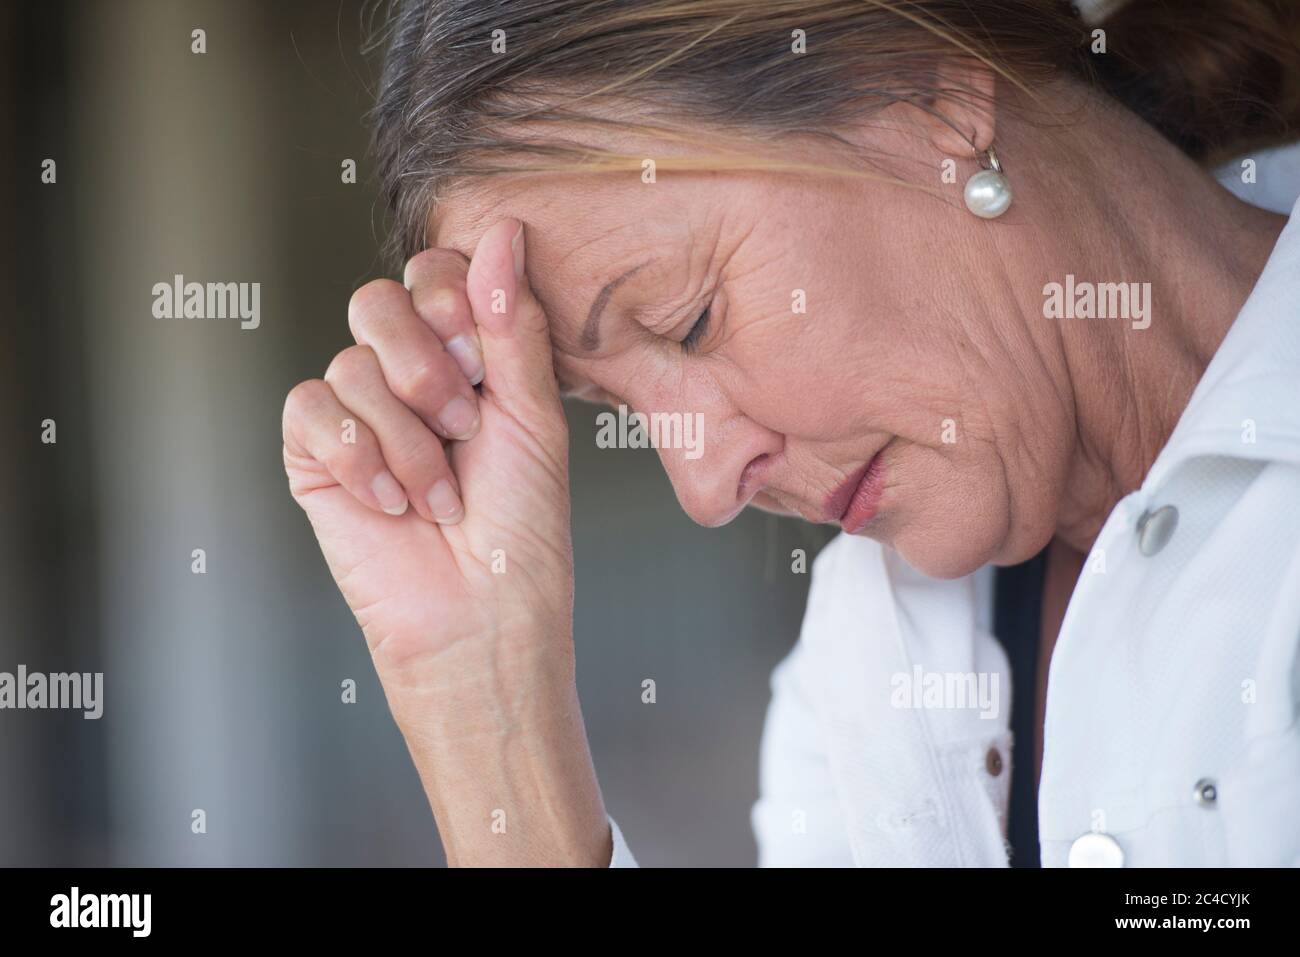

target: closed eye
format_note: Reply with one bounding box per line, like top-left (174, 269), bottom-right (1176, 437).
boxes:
top-left (680, 303), bottom-right (711, 354)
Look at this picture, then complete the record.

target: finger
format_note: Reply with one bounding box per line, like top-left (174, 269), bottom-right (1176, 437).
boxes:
top-left (464, 219), bottom-right (564, 417)
top-left (403, 248), bottom-right (484, 386)
top-left (323, 344), bottom-right (464, 526)
top-left (347, 279), bottom-right (481, 442)
top-left (282, 377), bottom-right (410, 517)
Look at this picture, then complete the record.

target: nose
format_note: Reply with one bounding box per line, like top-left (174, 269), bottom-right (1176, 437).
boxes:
top-left (652, 409), bottom-right (782, 528)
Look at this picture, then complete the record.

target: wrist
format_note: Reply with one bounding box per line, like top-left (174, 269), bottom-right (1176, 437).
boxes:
top-left (377, 627), bottom-right (574, 730)
top-left (376, 633), bottom-right (609, 866)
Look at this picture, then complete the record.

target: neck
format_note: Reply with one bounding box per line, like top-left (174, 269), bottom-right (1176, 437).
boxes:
top-left (1004, 101), bottom-right (1287, 556)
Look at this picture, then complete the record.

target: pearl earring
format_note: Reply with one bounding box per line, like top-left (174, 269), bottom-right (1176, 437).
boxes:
top-left (964, 145), bottom-right (1012, 219)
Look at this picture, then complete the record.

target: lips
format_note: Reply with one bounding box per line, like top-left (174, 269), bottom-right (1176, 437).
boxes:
top-left (744, 449), bottom-right (888, 530)
top-left (823, 462), bottom-right (869, 523)
top-left (827, 451), bottom-right (886, 534)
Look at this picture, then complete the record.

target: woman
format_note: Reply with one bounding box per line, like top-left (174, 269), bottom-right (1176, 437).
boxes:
top-left (281, 0), bottom-right (1300, 866)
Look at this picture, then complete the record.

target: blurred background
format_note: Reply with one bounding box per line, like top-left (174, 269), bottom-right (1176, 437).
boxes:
top-left (2, 0), bottom-right (835, 866)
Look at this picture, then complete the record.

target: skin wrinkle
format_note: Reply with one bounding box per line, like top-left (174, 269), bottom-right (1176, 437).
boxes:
top-left (603, 209), bottom-right (735, 459)
top-left (1054, 335), bottom-right (1119, 547)
top-left (978, 233), bottom-right (1065, 548)
top-left (941, 311), bottom-right (1018, 547)
top-left (550, 210), bottom-right (711, 366)
top-left (429, 78), bottom-right (1285, 579)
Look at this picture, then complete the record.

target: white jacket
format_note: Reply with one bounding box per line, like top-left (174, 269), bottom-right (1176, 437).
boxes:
top-left (609, 148), bottom-right (1300, 867)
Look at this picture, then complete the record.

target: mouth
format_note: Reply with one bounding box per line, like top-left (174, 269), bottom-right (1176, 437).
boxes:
top-left (825, 450), bottom-right (886, 534)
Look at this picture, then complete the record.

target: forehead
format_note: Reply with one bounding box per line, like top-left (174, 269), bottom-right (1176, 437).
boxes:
top-left (431, 174), bottom-right (709, 341)
top-left (427, 112), bottom-right (730, 252)
top-left (431, 172), bottom-right (693, 257)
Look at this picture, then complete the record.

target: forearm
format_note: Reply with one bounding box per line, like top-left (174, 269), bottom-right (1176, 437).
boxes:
top-left (378, 637), bottom-right (611, 867)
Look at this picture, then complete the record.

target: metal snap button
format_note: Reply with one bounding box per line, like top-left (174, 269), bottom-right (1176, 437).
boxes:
top-left (1137, 504), bottom-right (1179, 556)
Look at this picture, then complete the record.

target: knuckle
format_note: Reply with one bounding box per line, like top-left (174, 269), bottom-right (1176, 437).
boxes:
top-left (282, 379), bottom-right (328, 439)
top-left (324, 344), bottom-right (376, 387)
top-left (414, 285), bottom-right (469, 328)
top-left (347, 279), bottom-right (406, 328)
top-left (284, 378), bottom-right (327, 418)
top-left (346, 301), bottom-right (386, 340)
top-left (393, 357), bottom-right (449, 407)
top-left (403, 247), bottom-right (467, 288)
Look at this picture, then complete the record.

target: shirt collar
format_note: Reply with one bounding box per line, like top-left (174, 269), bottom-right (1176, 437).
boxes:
top-left (1145, 194), bottom-right (1300, 489)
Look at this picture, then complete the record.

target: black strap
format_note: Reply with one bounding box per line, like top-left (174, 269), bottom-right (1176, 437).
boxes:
top-left (990, 547), bottom-right (1049, 868)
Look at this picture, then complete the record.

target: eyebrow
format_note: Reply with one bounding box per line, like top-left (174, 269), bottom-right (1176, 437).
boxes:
top-left (581, 260), bottom-right (649, 352)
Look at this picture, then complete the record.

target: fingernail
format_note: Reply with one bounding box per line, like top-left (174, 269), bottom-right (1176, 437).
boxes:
top-left (446, 334), bottom-right (485, 386)
top-left (372, 471), bottom-right (408, 515)
top-left (438, 395), bottom-right (479, 440)
top-left (511, 222), bottom-right (525, 280)
top-left (427, 479), bottom-right (464, 525)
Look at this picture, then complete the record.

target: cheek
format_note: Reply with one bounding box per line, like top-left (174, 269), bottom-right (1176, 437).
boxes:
top-left (728, 320), bottom-right (944, 448)
top-left (876, 438), bottom-right (1012, 575)
top-left (876, 392), bottom-right (1071, 575)
top-left (715, 289), bottom-right (877, 434)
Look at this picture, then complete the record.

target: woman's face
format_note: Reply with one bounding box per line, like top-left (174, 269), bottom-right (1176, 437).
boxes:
top-left (433, 129), bottom-right (1073, 579)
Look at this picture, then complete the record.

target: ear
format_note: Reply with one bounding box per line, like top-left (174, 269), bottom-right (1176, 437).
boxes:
top-left (919, 56), bottom-right (998, 159)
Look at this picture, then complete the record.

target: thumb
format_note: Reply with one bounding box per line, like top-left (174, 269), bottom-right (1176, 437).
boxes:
top-left (464, 218), bottom-right (561, 415)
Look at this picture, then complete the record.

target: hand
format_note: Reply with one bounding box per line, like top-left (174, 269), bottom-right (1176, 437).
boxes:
top-left (283, 219), bottom-right (608, 866)
top-left (282, 219), bottom-right (573, 678)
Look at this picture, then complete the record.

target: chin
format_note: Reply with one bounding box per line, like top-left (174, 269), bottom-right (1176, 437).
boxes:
top-left (886, 533), bottom-right (992, 579)
top-left (873, 499), bottom-right (1008, 581)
